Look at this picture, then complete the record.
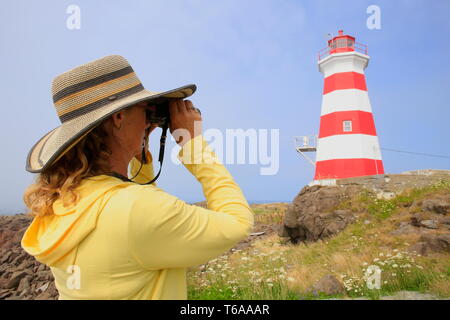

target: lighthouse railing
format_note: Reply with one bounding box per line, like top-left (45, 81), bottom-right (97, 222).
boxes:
top-left (355, 42), bottom-right (368, 55)
top-left (317, 42), bottom-right (369, 61)
top-left (294, 135), bottom-right (317, 167)
top-left (317, 46), bottom-right (330, 61)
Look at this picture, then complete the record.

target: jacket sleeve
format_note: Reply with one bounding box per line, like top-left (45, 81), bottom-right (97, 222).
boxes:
top-left (129, 149), bottom-right (157, 186)
top-left (128, 134), bottom-right (254, 270)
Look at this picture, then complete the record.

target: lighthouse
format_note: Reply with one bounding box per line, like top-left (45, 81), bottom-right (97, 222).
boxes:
top-left (313, 30), bottom-right (384, 181)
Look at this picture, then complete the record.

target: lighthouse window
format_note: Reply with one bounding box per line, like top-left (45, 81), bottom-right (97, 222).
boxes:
top-left (347, 39), bottom-right (354, 47)
top-left (337, 38), bottom-right (347, 48)
top-left (343, 120), bottom-right (353, 132)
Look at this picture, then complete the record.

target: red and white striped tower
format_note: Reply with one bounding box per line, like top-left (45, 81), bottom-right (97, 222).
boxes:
top-left (314, 30), bottom-right (384, 181)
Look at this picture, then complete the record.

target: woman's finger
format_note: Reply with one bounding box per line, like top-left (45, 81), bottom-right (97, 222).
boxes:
top-left (176, 99), bottom-right (186, 114)
top-left (169, 99), bottom-right (178, 115)
top-left (185, 100), bottom-right (194, 112)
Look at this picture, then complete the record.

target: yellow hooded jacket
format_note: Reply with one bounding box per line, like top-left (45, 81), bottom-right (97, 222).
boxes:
top-left (21, 135), bottom-right (254, 299)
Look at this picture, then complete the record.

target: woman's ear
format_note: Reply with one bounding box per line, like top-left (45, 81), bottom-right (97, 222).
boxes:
top-left (112, 111), bottom-right (124, 129)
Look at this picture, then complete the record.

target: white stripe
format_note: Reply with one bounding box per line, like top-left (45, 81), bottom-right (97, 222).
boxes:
top-left (318, 52), bottom-right (369, 77)
top-left (316, 134), bottom-right (382, 161)
top-left (321, 89), bottom-right (373, 116)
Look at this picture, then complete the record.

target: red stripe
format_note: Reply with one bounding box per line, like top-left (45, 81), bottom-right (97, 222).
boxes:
top-left (314, 158), bottom-right (384, 180)
top-left (323, 72), bottom-right (367, 94)
top-left (319, 110), bottom-right (377, 138)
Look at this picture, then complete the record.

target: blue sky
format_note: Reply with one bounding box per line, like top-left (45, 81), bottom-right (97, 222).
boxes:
top-left (1, 0), bottom-right (449, 214)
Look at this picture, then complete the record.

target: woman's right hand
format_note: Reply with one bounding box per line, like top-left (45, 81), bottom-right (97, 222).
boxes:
top-left (168, 99), bottom-right (202, 147)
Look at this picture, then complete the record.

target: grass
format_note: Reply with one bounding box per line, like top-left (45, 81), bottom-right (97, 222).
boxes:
top-left (187, 244), bottom-right (302, 300)
top-left (341, 179), bottom-right (450, 220)
top-left (187, 180), bottom-right (450, 300)
top-left (251, 204), bottom-right (286, 225)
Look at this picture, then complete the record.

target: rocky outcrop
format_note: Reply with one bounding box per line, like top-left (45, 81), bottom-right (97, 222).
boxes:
top-left (280, 171), bottom-right (450, 244)
top-left (279, 184), bottom-right (361, 243)
top-left (408, 234), bottom-right (450, 256)
top-left (421, 199), bottom-right (450, 215)
top-left (0, 215), bottom-right (58, 300)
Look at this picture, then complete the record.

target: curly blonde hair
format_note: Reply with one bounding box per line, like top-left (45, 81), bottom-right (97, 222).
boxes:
top-left (23, 123), bottom-right (112, 217)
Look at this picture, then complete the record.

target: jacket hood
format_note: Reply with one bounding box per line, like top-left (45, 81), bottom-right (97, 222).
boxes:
top-left (21, 175), bottom-right (127, 268)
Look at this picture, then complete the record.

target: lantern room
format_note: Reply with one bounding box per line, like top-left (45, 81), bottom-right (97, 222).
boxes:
top-left (328, 30), bottom-right (355, 54)
top-left (317, 30), bottom-right (368, 61)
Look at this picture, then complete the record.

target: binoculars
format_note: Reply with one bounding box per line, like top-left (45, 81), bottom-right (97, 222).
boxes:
top-left (145, 99), bottom-right (171, 128)
top-left (145, 99), bottom-right (201, 128)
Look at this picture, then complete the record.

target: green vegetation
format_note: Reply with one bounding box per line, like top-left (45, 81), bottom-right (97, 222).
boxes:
top-left (187, 180), bottom-right (450, 300)
top-left (355, 179), bottom-right (450, 220)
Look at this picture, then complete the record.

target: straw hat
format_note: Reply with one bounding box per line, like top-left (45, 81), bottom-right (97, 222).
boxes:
top-left (26, 55), bottom-right (196, 173)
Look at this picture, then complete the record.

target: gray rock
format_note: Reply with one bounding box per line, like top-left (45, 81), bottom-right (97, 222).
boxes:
top-left (439, 216), bottom-right (450, 225)
top-left (280, 185), bottom-right (358, 243)
top-left (380, 291), bottom-right (440, 300)
top-left (17, 259), bottom-right (34, 271)
top-left (35, 291), bottom-right (52, 300)
top-left (11, 253), bottom-right (27, 267)
top-left (37, 264), bottom-right (47, 272)
top-left (0, 251), bottom-right (12, 264)
top-left (0, 289), bottom-right (11, 299)
top-left (0, 262), bottom-right (10, 273)
top-left (36, 282), bottom-right (49, 293)
top-left (4, 295), bottom-right (24, 300)
top-left (422, 199), bottom-right (450, 215)
top-left (36, 270), bottom-right (52, 281)
top-left (408, 242), bottom-right (430, 256)
top-left (310, 275), bottom-right (344, 296)
top-left (413, 233), bottom-right (450, 254)
top-left (390, 222), bottom-right (418, 235)
top-left (7, 252), bottom-right (19, 264)
top-left (19, 287), bottom-right (30, 297)
top-left (324, 290), bottom-right (445, 300)
top-left (411, 212), bottom-right (429, 227)
top-left (5, 271), bottom-right (28, 289)
top-left (420, 220), bottom-right (439, 229)
top-left (46, 282), bottom-right (58, 297)
top-left (17, 275), bottom-right (32, 292)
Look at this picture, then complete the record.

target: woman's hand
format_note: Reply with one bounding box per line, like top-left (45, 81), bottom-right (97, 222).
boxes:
top-left (168, 99), bottom-right (202, 147)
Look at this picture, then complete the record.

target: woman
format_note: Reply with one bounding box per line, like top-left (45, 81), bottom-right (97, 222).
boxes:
top-left (21, 55), bottom-right (254, 300)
